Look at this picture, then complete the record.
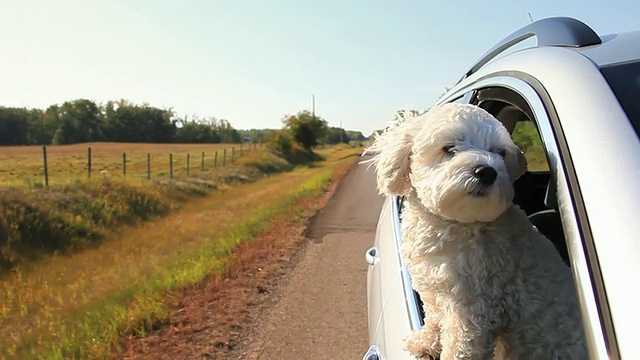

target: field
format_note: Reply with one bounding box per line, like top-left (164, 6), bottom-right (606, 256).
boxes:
top-left (0, 143), bottom-right (362, 359)
top-left (0, 142), bottom-right (255, 186)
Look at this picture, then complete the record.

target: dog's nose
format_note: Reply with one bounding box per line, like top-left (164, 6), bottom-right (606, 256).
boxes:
top-left (473, 165), bottom-right (497, 186)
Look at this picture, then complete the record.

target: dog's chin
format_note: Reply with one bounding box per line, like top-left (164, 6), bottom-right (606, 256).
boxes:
top-left (468, 187), bottom-right (490, 198)
top-left (427, 187), bottom-right (510, 223)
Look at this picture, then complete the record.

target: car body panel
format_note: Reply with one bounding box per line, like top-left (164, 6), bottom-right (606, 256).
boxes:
top-left (578, 30), bottom-right (640, 66)
top-left (367, 196), bottom-right (416, 360)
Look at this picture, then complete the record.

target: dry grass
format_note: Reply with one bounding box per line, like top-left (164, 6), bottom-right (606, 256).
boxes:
top-left (118, 164), bottom-right (351, 359)
top-left (0, 142), bottom-right (257, 186)
top-left (0, 144), bottom-right (362, 359)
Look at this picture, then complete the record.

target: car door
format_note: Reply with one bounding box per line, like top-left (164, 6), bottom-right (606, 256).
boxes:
top-left (365, 195), bottom-right (418, 360)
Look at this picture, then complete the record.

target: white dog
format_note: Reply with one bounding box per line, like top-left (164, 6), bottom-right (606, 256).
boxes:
top-left (367, 103), bottom-right (586, 359)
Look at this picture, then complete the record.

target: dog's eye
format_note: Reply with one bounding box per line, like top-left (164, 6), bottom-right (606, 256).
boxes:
top-left (443, 145), bottom-right (456, 154)
top-left (494, 148), bottom-right (506, 158)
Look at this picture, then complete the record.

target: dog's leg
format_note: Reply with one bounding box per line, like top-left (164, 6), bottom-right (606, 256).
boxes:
top-left (404, 329), bottom-right (440, 359)
top-left (404, 318), bottom-right (441, 359)
top-left (440, 328), bottom-right (495, 360)
top-left (438, 306), bottom-right (501, 360)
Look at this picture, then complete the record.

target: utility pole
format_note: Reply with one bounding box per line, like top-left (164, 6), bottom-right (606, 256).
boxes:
top-left (340, 120), bottom-right (344, 143)
top-left (312, 94), bottom-right (315, 118)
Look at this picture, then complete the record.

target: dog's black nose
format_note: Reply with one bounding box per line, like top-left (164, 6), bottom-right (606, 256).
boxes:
top-left (473, 165), bottom-right (497, 186)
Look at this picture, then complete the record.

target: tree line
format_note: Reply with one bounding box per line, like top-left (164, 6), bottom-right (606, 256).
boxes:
top-left (0, 99), bottom-right (241, 146)
top-left (0, 98), bottom-right (367, 148)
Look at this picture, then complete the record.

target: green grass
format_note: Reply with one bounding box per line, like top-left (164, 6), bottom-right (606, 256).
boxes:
top-left (511, 120), bottom-right (549, 172)
top-left (0, 144), bottom-right (361, 359)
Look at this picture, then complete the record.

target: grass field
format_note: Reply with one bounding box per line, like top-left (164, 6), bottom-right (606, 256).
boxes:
top-left (0, 144), bottom-right (362, 359)
top-left (0, 142), bottom-right (257, 186)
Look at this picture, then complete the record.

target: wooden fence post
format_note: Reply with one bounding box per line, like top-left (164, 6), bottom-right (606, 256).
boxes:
top-left (170, 153), bottom-right (173, 179)
top-left (186, 153), bottom-right (190, 176)
top-left (42, 146), bottom-right (49, 188)
top-left (214, 151), bottom-right (218, 167)
top-left (87, 147), bottom-right (92, 179)
top-left (123, 153), bottom-right (127, 177)
top-left (147, 153), bottom-right (151, 180)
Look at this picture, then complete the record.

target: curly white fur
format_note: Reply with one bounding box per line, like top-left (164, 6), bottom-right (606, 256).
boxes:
top-left (367, 104), bottom-right (586, 359)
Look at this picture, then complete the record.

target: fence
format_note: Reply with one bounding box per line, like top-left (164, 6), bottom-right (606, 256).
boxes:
top-left (31, 142), bottom-right (262, 187)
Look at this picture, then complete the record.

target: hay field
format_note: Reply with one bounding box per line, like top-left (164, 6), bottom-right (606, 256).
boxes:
top-left (0, 142), bottom-right (256, 186)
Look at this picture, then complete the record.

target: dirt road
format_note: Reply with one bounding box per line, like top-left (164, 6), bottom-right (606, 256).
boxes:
top-left (235, 156), bottom-right (384, 360)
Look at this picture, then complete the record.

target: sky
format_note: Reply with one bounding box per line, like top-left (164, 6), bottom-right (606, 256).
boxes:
top-left (1, 1), bottom-right (640, 136)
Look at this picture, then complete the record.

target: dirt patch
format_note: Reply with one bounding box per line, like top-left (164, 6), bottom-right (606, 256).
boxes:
top-left (116, 176), bottom-right (340, 360)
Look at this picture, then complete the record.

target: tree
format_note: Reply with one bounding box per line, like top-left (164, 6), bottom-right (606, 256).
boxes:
top-left (216, 119), bottom-right (241, 143)
top-left (0, 107), bottom-right (30, 145)
top-left (174, 116), bottom-right (221, 143)
top-left (103, 100), bottom-right (176, 143)
top-left (324, 126), bottom-right (349, 144)
top-left (266, 130), bottom-right (293, 154)
top-left (240, 129), bottom-right (271, 144)
top-left (49, 99), bottom-right (103, 145)
top-left (26, 108), bottom-right (52, 145)
top-left (346, 130), bottom-right (366, 142)
top-left (282, 110), bottom-right (328, 150)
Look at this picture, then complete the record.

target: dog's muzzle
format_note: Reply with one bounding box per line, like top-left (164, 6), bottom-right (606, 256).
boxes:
top-left (473, 165), bottom-right (497, 186)
top-left (466, 165), bottom-right (497, 197)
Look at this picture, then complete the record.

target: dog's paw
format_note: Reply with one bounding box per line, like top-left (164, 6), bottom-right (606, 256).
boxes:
top-left (404, 329), bottom-right (441, 359)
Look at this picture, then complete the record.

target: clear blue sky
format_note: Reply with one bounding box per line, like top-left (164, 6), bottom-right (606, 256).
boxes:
top-left (1, 0), bottom-right (639, 136)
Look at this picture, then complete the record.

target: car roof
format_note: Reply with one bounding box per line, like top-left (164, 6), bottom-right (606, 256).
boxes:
top-left (458, 17), bottom-right (640, 85)
top-left (577, 29), bottom-right (640, 67)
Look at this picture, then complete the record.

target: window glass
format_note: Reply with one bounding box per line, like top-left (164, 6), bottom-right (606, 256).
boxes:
top-left (511, 120), bottom-right (549, 172)
top-left (600, 60), bottom-right (640, 139)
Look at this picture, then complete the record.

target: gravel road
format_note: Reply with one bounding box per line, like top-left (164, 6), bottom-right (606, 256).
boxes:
top-left (236, 156), bottom-right (384, 360)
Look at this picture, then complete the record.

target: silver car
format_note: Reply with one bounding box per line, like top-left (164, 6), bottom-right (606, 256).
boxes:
top-left (364, 17), bottom-right (640, 360)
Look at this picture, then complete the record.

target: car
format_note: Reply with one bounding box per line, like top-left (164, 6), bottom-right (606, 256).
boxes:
top-left (363, 16), bottom-right (640, 360)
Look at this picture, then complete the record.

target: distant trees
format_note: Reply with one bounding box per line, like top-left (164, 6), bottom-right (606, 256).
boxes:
top-left (0, 99), bottom-right (368, 148)
top-left (102, 100), bottom-right (175, 143)
top-left (239, 129), bottom-right (270, 144)
top-left (322, 128), bottom-right (365, 144)
top-left (50, 99), bottom-right (104, 144)
top-left (266, 109), bottom-right (368, 153)
top-left (282, 110), bottom-right (328, 150)
top-left (265, 130), bottom-right (294, 154)
top-left (0, 107), bottom-right (31, 145)
top-left (174, 117), bottom-right (240, 144)
top-left (324, 127), bottom-right (348, 144)
top-left (0, 99), bottom-right (244, 145)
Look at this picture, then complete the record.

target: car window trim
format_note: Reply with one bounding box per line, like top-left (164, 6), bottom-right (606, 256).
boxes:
top-left (392, 196), bottom-right (424, 331)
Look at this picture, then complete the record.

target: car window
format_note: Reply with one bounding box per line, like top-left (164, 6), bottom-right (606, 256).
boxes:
top-left (600, 60), bottom-right (640, 138)
top-left (511, 120), bottom-right (549, 172)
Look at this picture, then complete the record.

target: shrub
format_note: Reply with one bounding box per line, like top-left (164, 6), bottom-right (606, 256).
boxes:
top-left (266, 130), bottom-right (294, 154)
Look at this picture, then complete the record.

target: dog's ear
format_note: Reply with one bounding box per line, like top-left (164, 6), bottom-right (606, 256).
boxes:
top-left (363, 120), bottom-right (414, 196)
top-left (505, 144), bottom-right (528, 181)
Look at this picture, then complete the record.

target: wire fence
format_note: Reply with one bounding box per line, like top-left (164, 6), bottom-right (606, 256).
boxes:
top-left (17, 142), bottom-right (262, 187)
